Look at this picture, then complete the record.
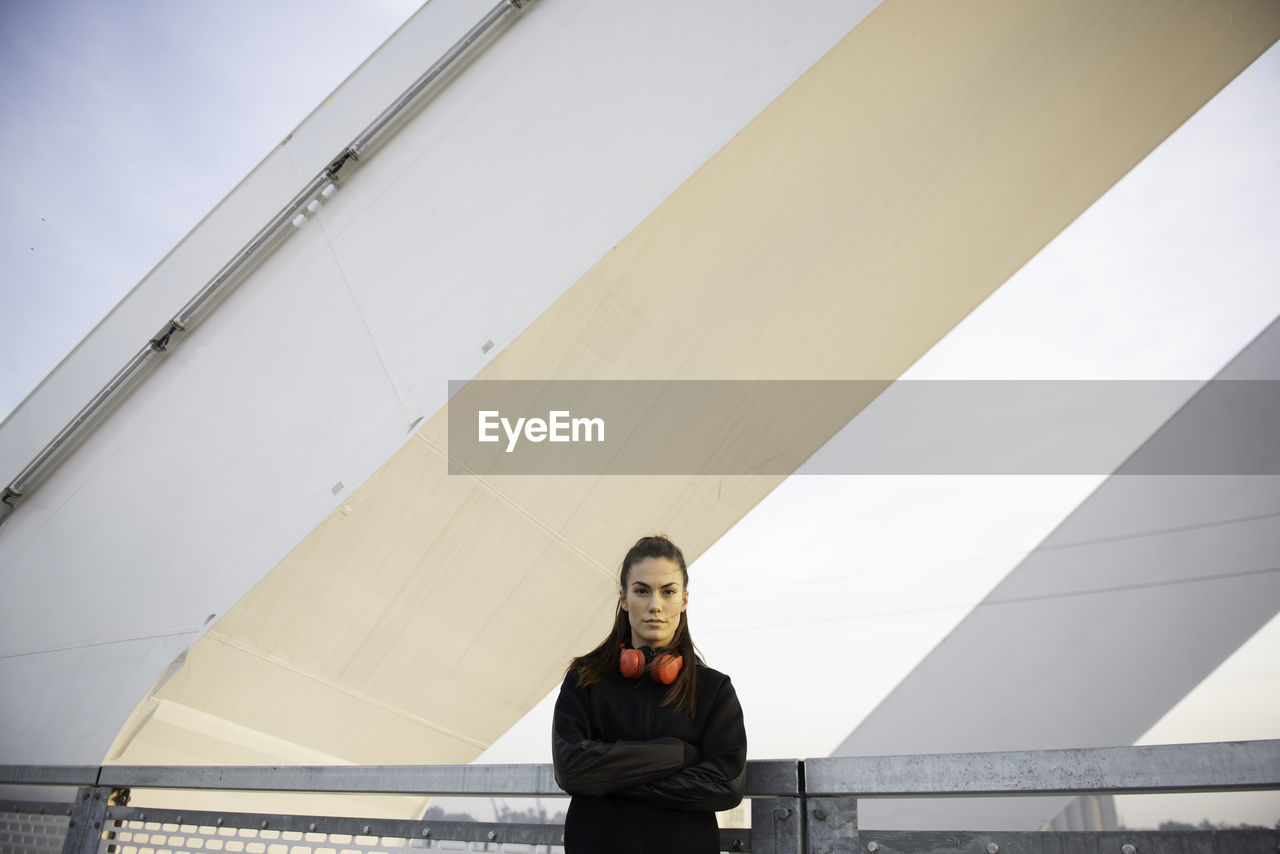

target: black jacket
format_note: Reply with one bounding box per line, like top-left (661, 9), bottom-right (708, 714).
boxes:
top-left (552, 663), bottom-right (747, 854)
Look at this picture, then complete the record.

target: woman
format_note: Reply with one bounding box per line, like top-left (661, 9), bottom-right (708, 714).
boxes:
top-left (552, 535), bottom-right (747, 854)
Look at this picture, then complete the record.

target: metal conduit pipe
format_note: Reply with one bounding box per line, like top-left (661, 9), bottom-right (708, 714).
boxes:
top-left (0, 0), bottom-right (534, 529)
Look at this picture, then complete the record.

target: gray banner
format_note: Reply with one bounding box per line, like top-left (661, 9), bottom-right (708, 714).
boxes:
top-left (445, 380), bottom-right (1280, 475)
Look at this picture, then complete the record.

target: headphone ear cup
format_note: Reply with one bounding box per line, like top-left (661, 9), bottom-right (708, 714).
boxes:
top-left (619, 646), bottom-right (645, 679)
top-left (651, 653), bottom-right (683, 685)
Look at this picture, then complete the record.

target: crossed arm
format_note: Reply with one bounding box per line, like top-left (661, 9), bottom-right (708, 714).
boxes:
top-left (551, 672), bottom-right (747, 812)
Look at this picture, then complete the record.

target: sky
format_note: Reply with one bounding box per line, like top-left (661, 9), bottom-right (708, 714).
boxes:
top-left (0, 0), bottom-right (422, 421)
top-left (2, 0), bottom-right (1277, 832)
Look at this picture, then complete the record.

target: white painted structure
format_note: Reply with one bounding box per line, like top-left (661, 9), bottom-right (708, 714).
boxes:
top-left (0, 0), bottom-right (880, 772)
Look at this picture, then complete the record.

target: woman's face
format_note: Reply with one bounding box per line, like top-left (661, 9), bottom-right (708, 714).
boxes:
top-left (620, 556), bottom-right (688, 649)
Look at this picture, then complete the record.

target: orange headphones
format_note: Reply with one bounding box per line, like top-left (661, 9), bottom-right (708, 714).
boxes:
top-left (619, 644), bottom-right (683, 685)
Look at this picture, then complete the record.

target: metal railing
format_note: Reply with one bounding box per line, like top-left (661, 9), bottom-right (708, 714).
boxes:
top-left (2, 739), bottom-right (1277, 853)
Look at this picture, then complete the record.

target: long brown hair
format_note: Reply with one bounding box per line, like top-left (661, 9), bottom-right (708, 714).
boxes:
top-left (569, 535), bottom-right (703, 716)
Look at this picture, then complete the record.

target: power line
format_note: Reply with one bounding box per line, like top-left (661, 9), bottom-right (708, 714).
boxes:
top-left (980, 564), bottom-right (1280, 608)
top-left (701, 564), bottom-right (1280, 636)
top-left (0, 625), bottom-right (204, 661)
top-left (699, 510), bottom-right (1280, 597)
top-left (1035, 510), bottom-right (1280, 553)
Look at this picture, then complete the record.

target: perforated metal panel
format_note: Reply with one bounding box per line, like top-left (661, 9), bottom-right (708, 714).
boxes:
top-left (0, 802), bottom-right (71, 854)
top-left (94, 809), bottom-right (754, 854)
top-left (99, 811), bottom-right (566, 854)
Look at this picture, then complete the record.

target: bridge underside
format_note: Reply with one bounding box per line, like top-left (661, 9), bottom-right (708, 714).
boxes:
top-left (2, 0), bottom-right (1277, 826)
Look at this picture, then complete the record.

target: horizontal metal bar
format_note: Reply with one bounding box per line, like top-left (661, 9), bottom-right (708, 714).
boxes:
top-left (99, 760), bottom-right (798, 797)
top-left (746, 760), bottom-right (802, 796)
top-left (29, 740), bottom-right (1280, 800)
top-left (97, 763), bottom-right (564, 795)
top-left (856, 830), bottom-right (1277, 854)
top-left (0, 799), bottom-right (74, 817)
top-left (805, 739), bottom-right (1280, 797)
top-left (0, 767), bottom-right (99, 787)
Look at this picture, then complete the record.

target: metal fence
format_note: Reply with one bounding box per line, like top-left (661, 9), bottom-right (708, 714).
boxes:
top-left (3, 739), bottom-right (1277, 854)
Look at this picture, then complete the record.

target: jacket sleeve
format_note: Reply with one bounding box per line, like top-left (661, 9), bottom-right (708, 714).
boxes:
top-left (614, 673), bottom-right (748, 812)
top-left (552, 670), bottom-right (697, 796)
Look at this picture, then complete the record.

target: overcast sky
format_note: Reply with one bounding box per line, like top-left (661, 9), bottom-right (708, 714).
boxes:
top-left (2, 0), bottom-right (1276, 831)
top-left (0, 0), bottom-right (420, 421)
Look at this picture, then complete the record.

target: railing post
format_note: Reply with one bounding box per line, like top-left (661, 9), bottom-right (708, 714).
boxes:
top-left (752, 796), bottom-right (804, 854)
top-left (805, 796), bottom-right (858, 854)
top-left (60, 786), bottom-right (109, 854)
